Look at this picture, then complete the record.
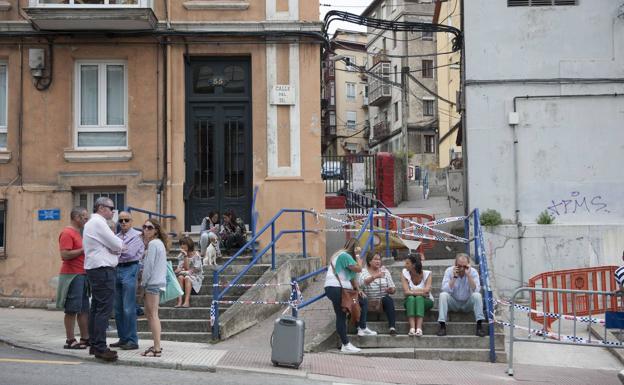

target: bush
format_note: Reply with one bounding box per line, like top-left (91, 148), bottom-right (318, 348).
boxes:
top-left (536, 210), bottom-right (555, 225)
top-left (480, 209), bottom-right (503, 226)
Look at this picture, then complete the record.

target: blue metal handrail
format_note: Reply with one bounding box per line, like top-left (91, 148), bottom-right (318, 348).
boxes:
top-left (126, 206), bottom-right (176, 220)
top-left (465, 208), bottom-right (496, 363)
top-left (290, 207), bottom-right (497, 363)
top-left (211, 208), bottom-right (316, 339)
top-left (250, 186), bottom-right (259, 258)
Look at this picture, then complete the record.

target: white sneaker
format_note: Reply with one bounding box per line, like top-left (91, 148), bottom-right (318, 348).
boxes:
top-left (340, 343), bottom-right (361, 353)
top-left (357, 327), bottom-right (378, 336)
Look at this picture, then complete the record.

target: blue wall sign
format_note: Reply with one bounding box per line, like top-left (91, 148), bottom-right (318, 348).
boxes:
top-left (38, 209), bottom-right (61, 221)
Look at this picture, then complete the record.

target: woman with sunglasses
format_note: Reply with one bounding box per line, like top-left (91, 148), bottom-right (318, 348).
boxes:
top-left (140, 219), bottom-right (168, 357)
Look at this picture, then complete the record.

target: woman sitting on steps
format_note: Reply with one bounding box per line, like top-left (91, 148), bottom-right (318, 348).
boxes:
top-left (174, 236), bottom-right (204, 308)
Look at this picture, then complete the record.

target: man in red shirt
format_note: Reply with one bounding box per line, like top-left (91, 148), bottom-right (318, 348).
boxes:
top-left (56, 206), bottom-right (90, 349)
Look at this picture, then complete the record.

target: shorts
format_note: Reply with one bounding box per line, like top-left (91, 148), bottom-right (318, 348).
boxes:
top-left (64, 274), bottom-right (90, 315)
top-left (144, 285), bottom-right (161, 295)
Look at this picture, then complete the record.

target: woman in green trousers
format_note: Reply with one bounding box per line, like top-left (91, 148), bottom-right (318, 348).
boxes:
top-left (401, 254), bottom-right (433, 336)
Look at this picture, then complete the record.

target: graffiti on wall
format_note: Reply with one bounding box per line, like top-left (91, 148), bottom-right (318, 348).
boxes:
top-left (546, 191), bottom-right (610, 216)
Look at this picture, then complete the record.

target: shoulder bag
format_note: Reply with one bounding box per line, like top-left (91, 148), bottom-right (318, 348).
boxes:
top-left (367, 271), bottom-right (385, 313)
top-left (331, 258), bottom-right (360, 325)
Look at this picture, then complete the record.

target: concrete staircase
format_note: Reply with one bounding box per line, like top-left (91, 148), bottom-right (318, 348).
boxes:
top-left (346, 260), bottom-right (506, 362)
top-left (109, 239), bottom-right (270, 343)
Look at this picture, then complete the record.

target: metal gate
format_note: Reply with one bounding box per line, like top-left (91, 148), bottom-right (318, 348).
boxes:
top-left (321, 154), bottom-right (376, 197)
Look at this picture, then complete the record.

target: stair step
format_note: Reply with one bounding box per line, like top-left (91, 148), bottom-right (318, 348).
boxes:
top-left (351, 347), bottom-right (507, 363)
top-left (161, 295), bottom-right (239, 307)
top-left (347, 334), bottom-right (505, 349)
top-left (352, 322), bottom-right (503, 335)
top-left (107, 331), bottom-right (213, 343)
top-left (158, 306), bottom-right (213, 319)
top-left (366, 310), bottom-right (481, 323)
top-left (137, 319), bottom-right (210, 333)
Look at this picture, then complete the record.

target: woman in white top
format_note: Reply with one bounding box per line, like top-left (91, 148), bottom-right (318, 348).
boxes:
top-left (174, 236), bottom-right (204, 308)
top-left (324, 238), bottom-right (377, 354)
top-left (401, 254), bottom-right (433, 336)
top-left (359, 251), bottom-right (397, 335)
top-left (140, 219), bottom-right (168, 357)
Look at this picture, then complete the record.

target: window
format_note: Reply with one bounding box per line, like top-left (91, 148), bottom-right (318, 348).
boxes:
top-left (508, 0), bottom-right (577, 6)
top-left (394, 102), bottom-right (399, 122)
top-left (423, 98), bottom-right (435, 116)
top-left (344, 55), bottom-right (356, 71)
top-left (424, 135), bottom-right (435, 153)
top-left (35, 0), bottom-right (142, 6)
top-left (329, 111), bottom-right (336, 127)
top-left (346, 111), bottom-right (357, 130)
top-left (382, 37), bottom-right (387, 52)
top-left (75, 61), bottom-right (127, 148)
top-left (0, 63), bottom-right (6, 149)
top-left (394, 65), bottom-right (398, 84)
top-left (330, 81), bottom-right (335, 105)
top-left (422, 60), bottom-right (434, 78)
top-left (381, 3), bottom-right (386, 19)
top-left (346, 82), bottom-right (356, 100)
top-left (0, 200), bottom-right (5, 256)
top-left (422, 31), bottom-right (434, 41)
top-left (74, 189), bottom-right (125, 213)
top-left (392, 30), bottom-right (397, 49)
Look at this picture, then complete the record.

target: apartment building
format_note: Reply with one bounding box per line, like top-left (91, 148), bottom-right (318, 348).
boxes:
top-left (0, 0), bottom-right (324, 301)
top-left (321, 29), bottom-right (369, 156)
top-left (362, 0), bottom-right (438, 169)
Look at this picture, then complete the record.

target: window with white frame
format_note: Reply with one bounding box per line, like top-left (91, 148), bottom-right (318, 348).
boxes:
top-left (330, 81), bottom-right (335, 105)
top-left (394, 102), bottom-right (399, 122)
top-left (346, 111), bottom-right (357, 130)
top-left (0, 63), bottom-right (6, 149)
top-left (75, 61), bottom-right (127, 149)
top-left (34, 0), bottom-right (144, 6)
top-left (329, 111), bottom-right (336, 127)
top-left (422, 31), bottom-right (434, 41)
top-left (423, 98), bottom-right (435, 116)
top-left (74, 189), bottom-right (126, 213)
top-left (344, 55), bottom-right (357, 71)
top-left (346, 82), bottom-right (356, 100)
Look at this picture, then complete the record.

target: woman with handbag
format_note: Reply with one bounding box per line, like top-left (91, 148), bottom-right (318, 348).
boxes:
top-left (324, 238), bottom-right (377, 354)
top-left (140, 219), bottom-right (168, 357)
top-left (359, 251), bottom-right (397, 335)
top-left (401, 254), bottom-right (434, 337)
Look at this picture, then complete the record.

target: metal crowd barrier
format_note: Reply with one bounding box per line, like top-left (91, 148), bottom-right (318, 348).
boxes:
top-left (507, 287), bottom-right (624, 376)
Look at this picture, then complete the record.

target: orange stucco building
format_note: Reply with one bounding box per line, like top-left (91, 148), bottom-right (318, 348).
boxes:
top-left (0, 0), bottom-right (324, 303)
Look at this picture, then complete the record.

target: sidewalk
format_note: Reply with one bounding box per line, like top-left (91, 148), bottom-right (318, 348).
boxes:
top-left (0, 307), bottom-right (621, 385)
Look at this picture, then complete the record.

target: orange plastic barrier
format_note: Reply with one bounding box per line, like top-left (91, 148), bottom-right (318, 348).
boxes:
top-left (346, 213), bottom-right (435, 255)
top-left (528, 266), bottom-right (620, 330)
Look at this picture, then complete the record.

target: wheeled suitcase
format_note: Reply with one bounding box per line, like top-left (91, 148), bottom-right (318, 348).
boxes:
top-left (270, 315), bottom-right (305, 369)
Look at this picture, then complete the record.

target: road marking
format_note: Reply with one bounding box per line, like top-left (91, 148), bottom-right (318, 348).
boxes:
top-left (0, 358), bottom-right (81, 365)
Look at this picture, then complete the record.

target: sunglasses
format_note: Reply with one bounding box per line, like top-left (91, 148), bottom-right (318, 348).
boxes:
top-left (102, 205), bottom-right (114, 211)
top-left (118, 218), bottom-right (131, 223)
top-left (142, 225), bottom-right (155, 230)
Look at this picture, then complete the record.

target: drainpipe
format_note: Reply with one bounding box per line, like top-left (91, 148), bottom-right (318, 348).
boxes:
top-left (460, 0), bottom-right (468, 217)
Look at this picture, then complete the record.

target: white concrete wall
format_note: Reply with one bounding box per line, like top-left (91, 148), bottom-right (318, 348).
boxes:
top-left (485, 225), bottom-right (624, 297)
top-left (465, 0), bottom-right (624, 225)
top-left (464, 1), bottom-right (624, 295)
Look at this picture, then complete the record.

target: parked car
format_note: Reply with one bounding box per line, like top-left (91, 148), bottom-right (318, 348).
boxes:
top-left (321, 161), bottom-right (344, 179)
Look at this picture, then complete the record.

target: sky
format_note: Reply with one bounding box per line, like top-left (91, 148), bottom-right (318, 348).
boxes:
top-left (319, 0), bottom-right (371, 37)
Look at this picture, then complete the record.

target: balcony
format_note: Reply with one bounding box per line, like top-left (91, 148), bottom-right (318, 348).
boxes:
top-left (25, 0), bottom-right (157, 31)
top-left (373, 120), bottom-right (390, 139)
top-left (368, 61), bottom-right (392, 107)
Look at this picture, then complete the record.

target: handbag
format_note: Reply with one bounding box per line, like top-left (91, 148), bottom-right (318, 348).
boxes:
top-left (160, 261), bottom-right (184, 304)
top-left (331, 258), bottom-right (361, 325)
top-left (367, 273), bottom-right (385, 313)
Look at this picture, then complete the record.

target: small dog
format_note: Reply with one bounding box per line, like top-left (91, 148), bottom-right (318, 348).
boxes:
top-left (203, 234), bottom-right (220, 267)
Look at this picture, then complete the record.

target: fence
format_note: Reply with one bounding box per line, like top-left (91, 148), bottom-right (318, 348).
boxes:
top-left (528, 266), bottom-right (620, 330)
top-left (322, 154), bottom-right (376, 196)
top-left (345, 189), bottom-right (389, 215)
top-left (507, 287), bottom-right (624, 376)
top-left (290, 207), bottom-right (498, 362)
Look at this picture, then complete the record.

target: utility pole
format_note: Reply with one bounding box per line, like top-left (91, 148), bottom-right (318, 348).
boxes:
top-left (401, 66), bottom-right (409, 201)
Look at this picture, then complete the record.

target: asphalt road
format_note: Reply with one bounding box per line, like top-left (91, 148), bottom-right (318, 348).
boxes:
top-left (0, 342), bottom-right (335, 385)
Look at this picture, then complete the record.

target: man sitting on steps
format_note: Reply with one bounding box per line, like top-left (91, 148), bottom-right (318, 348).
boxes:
top-left (437, 253), bottom-right (487, 337)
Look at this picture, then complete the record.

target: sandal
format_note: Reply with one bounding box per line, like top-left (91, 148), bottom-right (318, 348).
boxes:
top-left (64, 338), bottom-right (87, 350)
top-left (79, 338), bottom-right (90, 347)
top-left (408, 328), bottom-right (416, 336)
top-left (141, 346), bottom-right (162, 357)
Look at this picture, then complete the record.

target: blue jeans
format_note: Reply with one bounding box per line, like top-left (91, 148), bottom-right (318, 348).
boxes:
top-left (325, 286), bottom-right (369, 345)
top-left (86, 267), bottom-right (116, 353)
top-left (114, 262), bottom-right (139, 346)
